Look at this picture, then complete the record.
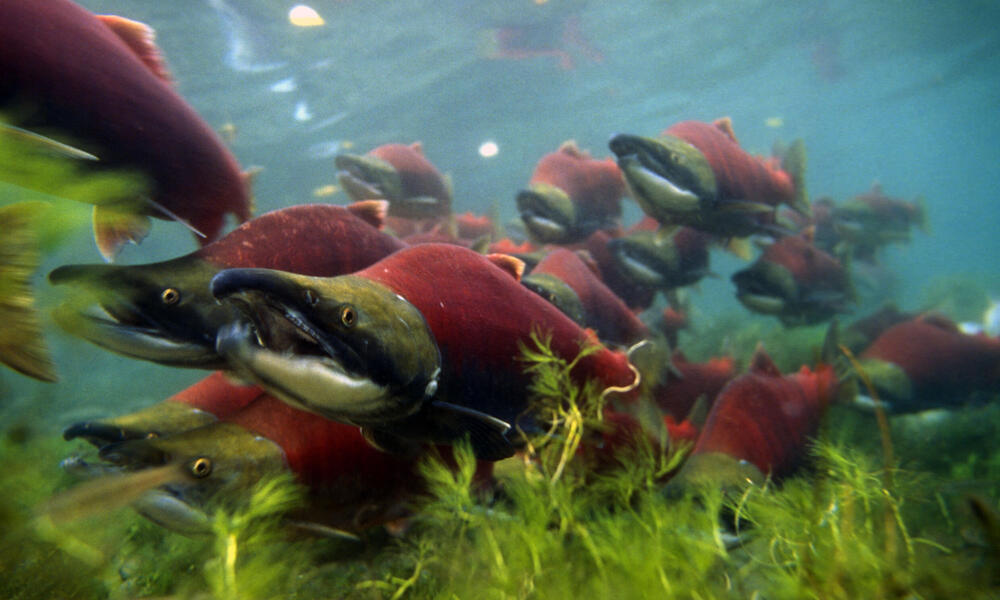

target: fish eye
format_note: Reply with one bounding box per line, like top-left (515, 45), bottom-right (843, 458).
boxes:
top-left (304, 289), bottom-right (319, 306)
top-left (161, 288), bottom-right (180, 305)
top-left (189, 457), bottom-right (212, 478)
top-left (340, 305), bottom-right (357, 327)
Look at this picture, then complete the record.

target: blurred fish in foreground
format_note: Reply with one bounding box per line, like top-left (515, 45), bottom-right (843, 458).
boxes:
top-left (0, 110), bottom-right (154, 382)
top-left (0, 201), bottom-right (56, 382)
top-left (0, 0), bottom-right (253, 260)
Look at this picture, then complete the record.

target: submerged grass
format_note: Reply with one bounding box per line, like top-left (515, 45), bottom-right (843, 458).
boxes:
top-left (1, 334), bottom-right (998, 598)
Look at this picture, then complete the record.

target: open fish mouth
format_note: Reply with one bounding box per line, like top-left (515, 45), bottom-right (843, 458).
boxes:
top-left (210, 269), bottom-right (438, 426)
top-left (609, 134), bottom-right (704, 216)
top-left (58, 454), bottom-right (212, 534)
top-left (731, 272), bottom-right (791, 315)
top-left (51, 301), bottom-right (220, 367)
top-left (334, 153), bottom-right (400, 202)
top-left (516, 183), bottom-right (575, 243)
top-left (48, 263), bottom-right (224, 368)
top-left (608, 237), bottom-right (678, 288)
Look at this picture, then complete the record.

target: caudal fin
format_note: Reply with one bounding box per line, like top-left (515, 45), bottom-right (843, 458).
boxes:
top-left (0, 202), bottom-right (58, 381)
top-left (781, 139), bottom-right (810, 216)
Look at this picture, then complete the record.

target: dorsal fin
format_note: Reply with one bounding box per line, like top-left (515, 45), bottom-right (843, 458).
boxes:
top-left (97, 16), bottom-right (172, 83)
top-left (486, 253), bottom-right (525, 281)
top-left (557, 140), bottom-right (589, 159)
top-left (748, 343), bottom-right (781, 377)
top-left (712, 117), bottom-right (739, 144)
top-left (409, 141), bottom-right (424, 155)
top-left (347, 200), bottom-right (388, 230)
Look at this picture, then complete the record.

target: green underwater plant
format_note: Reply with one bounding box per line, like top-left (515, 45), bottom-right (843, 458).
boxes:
top-left (3, 327), bottom-right (1000, 598)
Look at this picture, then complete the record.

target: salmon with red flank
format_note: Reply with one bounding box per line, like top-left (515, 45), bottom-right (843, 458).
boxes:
top-left (610, 118), bottom-right (808, 237)
top-left (210, 244), bottom-right (640, 460)
top-left (669, 346), bottom-right (836, 492)
top-left (523, 248), bottom-right (649, 346)
top-left (653, 351), bottom-right (736, 421)
top-left (856, 314), bottom-right (1000, 413)
top-left (336, 142), bottom-right (452, 219)
top-left (82, 392), bottom-right (493, 536)
top-left (517, 141), bottom-right (626, 244)
top-left (50, 201), bottom-right (404, 369)
top-left (732, 230), bottom-right (853, 326)
top-left (833, 183), bottom-right (927, 260)
top-left (0, 0), bottom-right (252, 260)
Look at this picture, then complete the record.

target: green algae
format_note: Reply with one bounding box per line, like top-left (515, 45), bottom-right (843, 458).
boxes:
top-left (1, 336), bottom-right (998, 599)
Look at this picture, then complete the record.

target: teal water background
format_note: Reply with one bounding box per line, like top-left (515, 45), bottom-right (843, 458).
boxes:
top-left (3, 0), bottom-right (1000, 427)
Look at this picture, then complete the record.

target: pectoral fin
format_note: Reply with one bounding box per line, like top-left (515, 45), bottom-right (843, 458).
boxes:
top-left (364, 401), bottom-right (514, 461)
top-left (93, 204), bottom-right (152, 261)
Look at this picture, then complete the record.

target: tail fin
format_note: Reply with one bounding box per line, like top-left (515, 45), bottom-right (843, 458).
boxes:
top-left (0, 201), bottom-right (58, 381)
top-left (781, 139), bottom-right (809, 216)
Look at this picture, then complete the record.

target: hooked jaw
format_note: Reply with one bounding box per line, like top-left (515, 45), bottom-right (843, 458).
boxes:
top-left (608, 133), bottom-right (713, 220)
top-left (334, 153), bottom-right (403, 203)
top-left (48, 262), bottom-right (228, 369)
top-left (210, 268), bottom-right (442, 427)
top-left (731, 262), bottom-right (797, 316)
top-left (516, 182), bottom-right (576, 244)
top-left (608, 233), bottom-right (681, 288)
top-left (64, 422), bottom-right (287, 536)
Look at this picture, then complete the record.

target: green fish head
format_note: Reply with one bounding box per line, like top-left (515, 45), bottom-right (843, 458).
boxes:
top-left (609, 133), bottom-right (716, 222)
top-left (211, 269), bottom-right (441, 426)
top-left (731, 260), bottom-right (798, 316)
top-left (49, 258), bottom-right (229, 368)
top-left (63, 400), bottom-right (219, 448)
top-left (334, 152), bottom-right (404, 204)
top-left (851, 358), bottom-right (914, 414)
top-left (96, 422), bottom-right (287, 535)
top-left (521, 272), bottom-right (587, 325)
top-left (607, 230), bottom-right (682, 288)
top-left (516, 182), bottom-right (577, 244)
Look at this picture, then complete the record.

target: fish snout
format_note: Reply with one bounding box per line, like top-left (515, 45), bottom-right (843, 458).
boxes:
top-left (98, 438), bottom-right (170, 469)
top-left (211, 268), bottom-right (306, 302)
top-left (607, 132), bottom-right (645, 158)
top-left (64, 420), bottom-right (141, 447)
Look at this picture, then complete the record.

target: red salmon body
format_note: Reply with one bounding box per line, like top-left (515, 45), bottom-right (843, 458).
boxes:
top-left (196, 202), bottom-right (406, 274)
top-left (686, 349), bottom-right (835, 480)
top-left (653, 352), bottom-right (736, 420)
top-left (224, 394), bottom-right (450, 529)
top-left (665, 120), bottom-right (795, 208)
top-left (370, 143), bottom-right (452, 210)
top-left (861, 315), bottom-right (1000, 406)
top-left (530, 248), bottom-right (649, 346)
top-left (759, 234), bottom-right (849, 293)
top-left (356, 244), bottom-right (639, 425)
top-left (0, 0), bottom-right (250, 254)
top-left (166, 371), bottom-right (265, 418)
top-left (530, 142), bottom-right (625, 224)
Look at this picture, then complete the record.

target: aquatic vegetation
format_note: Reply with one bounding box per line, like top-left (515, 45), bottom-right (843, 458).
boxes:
top-left (681, 311), bottom-right (829, 372)
top-left (4, 344), bottom-right (1000, 598)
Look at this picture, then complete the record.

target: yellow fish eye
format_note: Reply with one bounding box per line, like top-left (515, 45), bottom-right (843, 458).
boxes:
top-left (161, 288), bottom-right (180, 305)
top-left (189, 457), bottom-right (212, 478)
top-left (340, 306), bottom-right (357, 327)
